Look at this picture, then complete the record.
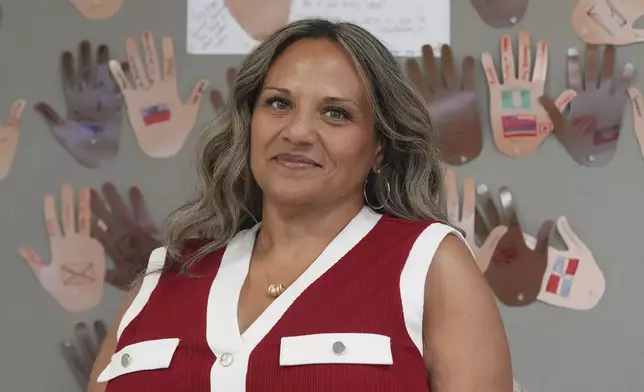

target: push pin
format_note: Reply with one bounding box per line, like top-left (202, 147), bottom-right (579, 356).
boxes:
top-left (587, 154), bottom-right (595, 162)
top-left (510, 16), bottom-right (517, 24)
top-left (460, 156), bottom-right (467, 163)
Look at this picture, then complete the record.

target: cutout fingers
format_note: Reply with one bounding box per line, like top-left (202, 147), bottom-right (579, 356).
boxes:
top-left (125, 37), bottom-right (150, 89)
top-left (517, 30), bottom-right (531, 81)
top-left (44, 194), bottom-right (62, 237)
top-left (567, 47), bottom-right (583, 91)
top-left (443, 168), bottom-right (459, 223)
top-left (501, 35), bottom-right (516, 82)
top-left (142, 31), bottom-right (161, 84)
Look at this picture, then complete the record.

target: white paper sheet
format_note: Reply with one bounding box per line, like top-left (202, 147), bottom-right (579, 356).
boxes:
top-left (186, 0), bottom-right (450, 57)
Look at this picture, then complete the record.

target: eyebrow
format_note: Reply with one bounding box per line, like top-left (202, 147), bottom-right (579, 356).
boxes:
top-left (263, 85), bottom-right (359, 106)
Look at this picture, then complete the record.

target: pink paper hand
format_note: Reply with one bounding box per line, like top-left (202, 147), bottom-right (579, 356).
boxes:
top-left (0, 99), bottom-right (26, 180)
top-left (109, 31), bottom-right (210, 158)
top-left (444, 168), bottom-right (507, 272)
top-left (18, 183), bottom-right (106, 312)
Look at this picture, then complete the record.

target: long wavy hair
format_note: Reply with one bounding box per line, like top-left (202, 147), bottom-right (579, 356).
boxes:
top-left (162, 18), bottom-right (447, 270)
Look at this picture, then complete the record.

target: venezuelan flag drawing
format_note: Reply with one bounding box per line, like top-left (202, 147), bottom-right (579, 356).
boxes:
top-left (141, 104), bottom-right (171, 126)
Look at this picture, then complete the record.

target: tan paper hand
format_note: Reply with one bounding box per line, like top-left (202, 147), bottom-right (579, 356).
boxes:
top-left (69, 0), bottom-right (122, 20)
top-left (224, 0), bottom-right (292, 40)
top-left (572, 0), bottom-right (644, 45)
top-left (482, 30), bottom-right (576, 157)
top-left (444, 168), bottom-right (507, 272)
top-left (627, 87), bottom-right (644, 160)
top-left (209, 67), bottom-right (238, 113)
top-left (0, 99), bottom-right (26, 180)
top-left (18, 183), bottom-right (106, 312)
top-left (523, 216), bottom-right (606, 310)
top-left (109, 31), bottom-right (210, 158)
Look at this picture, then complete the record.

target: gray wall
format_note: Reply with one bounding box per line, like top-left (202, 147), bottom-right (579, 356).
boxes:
top-left (0, 0), bottom-right (641, 391)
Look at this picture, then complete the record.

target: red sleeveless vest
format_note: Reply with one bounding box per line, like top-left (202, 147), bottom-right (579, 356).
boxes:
top-left (98, 207), bottom-right (461, 391)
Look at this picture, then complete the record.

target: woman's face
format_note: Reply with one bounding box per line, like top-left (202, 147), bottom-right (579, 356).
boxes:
top-left (250, 38), bottom-right (381, 207)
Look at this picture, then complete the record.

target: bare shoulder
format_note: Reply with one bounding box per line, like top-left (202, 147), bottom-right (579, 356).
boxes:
top-left (426, 232), bottom-right (483, 289)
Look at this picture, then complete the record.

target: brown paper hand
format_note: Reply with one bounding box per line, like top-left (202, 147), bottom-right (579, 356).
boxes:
top-left (482, 31), bottom-right (576, 158)
top-left (477, 185), bottom-right (553, 306)
top-left (91, 182), bottom-right (161, 289)
top-left (443, 168), bottom-right (507, 272)
top-left (60, 320), bottom-right (107, 391)
top-left (406, 45), bottom-right (483, 165)
top-left (18, 183), bottom-right (106, 312)
top-left (69, 0), bottom-right (123, 20)
top-left (0, 99), bottom-right (26, 180)
top-left (209, 67), bottom-right (238, 113)
top-left (109, 31), bottom-right (210, 158)
top-left (469, 0), bottom-right (529, 29)
top-left (224, 0), bottom-right (292, 40)
top-left (539, 45), bottom-right (633, 167)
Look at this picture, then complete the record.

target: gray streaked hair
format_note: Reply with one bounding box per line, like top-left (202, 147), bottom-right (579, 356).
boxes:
top-left (162, 18), bottom-right (447, 270)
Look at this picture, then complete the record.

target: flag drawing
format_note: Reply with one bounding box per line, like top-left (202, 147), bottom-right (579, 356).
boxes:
top-left (141, 104), bottom-right (172, 126)
top-left (501, 115), bottom-right (537, 137)
top-left (545, 256), bottom-right (579, 298)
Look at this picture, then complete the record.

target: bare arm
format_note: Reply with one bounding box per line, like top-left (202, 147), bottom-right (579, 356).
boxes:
top-left (423, 235), bottom-right (512, 392)
top-left (86, 284), bottom-right (140, 392)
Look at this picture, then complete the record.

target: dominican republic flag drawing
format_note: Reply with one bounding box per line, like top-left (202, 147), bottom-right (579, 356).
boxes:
top-left (545, 256), bottom-right (579, 298)
top-left (501, 115), bottom-right (537, 138)
top-left (141, 104), bottom-right (171, 126)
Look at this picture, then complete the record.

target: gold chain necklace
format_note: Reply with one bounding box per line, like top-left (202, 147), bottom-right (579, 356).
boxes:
top-left (258, 231), bottom-right (285, 298)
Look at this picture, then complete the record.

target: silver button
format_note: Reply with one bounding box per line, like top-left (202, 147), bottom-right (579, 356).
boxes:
top-left (121, 353), bottom-right (131, 368)
top-left (220, 352), bottom-right (234, 367)
top-left (332, 341), bottom-right (346, 355)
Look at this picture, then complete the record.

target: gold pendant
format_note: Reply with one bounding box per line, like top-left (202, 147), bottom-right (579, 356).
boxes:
top-left (268, 283), bottom-right (285, 298)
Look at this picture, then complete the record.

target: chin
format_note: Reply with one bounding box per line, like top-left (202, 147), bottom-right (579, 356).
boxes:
top-left (264, 182), bottom-right (319, 206)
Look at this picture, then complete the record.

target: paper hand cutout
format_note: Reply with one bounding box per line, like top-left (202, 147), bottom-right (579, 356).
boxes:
top-left (407, 45), bottom-right (483, 165)
top-left (572, 0), bottom-right (644, 45)
top-left (35, 41), bottom-right (124, 168)
top-left (91, 182), bottom-right (161, 289)
top-left (0, 99), bottom-right (26, 180)
top-left (540, 45), bottom-right (633, 167)
top-left (444, 168), bottom-right (507, 272)
top-left (513, 378), bottom-right (529, 392)
top-left (478, 185), bottom-right (553, 306)
top-left (627, 87), bottom-right (644, 160)
top-left (69, 0), bottom-right (122, 20)
top-left (61, 320), bottom-right (107, 391)
top-left (224, 0), bottom-right (292, 41)
top-left (18, 183), bottom-right (106, 312)
top-left (469, 0), bottom-right (529, 28)
top-left (523, 216), bottom-right (605, 310)
top-left (109, 32), bottom-right (210, 158)
top-left (482, 31), bottom-right (576, 158)
top-left (209, 67), bottom-right (238, 113)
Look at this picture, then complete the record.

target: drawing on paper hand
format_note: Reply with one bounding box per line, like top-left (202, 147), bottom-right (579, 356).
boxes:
top-left (545, 256), bottom-right (579, 298)
top-left (225, 0), bottom-right (293, 41)
top-left (572, 0), bottom-right (644, 44)
top-left (60, 262), bottom-right (96, 286)
top-left (141, 104), bottom-right (172, 126)
top-left (501, 89), bottom-right (531, 110)
top-left (501, 115), bottom-right (537, 138)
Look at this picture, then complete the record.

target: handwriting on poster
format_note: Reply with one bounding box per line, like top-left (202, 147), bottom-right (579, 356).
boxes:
top-left (186, 0), bottom-right (449, 56)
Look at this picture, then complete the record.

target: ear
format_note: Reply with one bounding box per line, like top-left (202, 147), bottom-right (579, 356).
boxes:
top-left (372, 143), bottom-right (384, 172)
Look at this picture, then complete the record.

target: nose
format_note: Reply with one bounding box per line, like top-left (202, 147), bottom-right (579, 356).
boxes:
top-left (280, 108), bottom-right (316, 145)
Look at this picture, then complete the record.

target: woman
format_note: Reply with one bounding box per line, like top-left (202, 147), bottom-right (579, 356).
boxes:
top-left (88, 19), bottom-right (512, 392)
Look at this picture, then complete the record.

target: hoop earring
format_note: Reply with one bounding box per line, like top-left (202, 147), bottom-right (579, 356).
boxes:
top-left (363, 172), bottom-right (391, 210)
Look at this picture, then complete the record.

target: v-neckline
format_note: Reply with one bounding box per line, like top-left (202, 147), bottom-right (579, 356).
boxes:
top-left (205, 206), bottom-right (382, 355)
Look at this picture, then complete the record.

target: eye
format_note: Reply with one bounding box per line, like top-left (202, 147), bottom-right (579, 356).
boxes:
top-left (266, 96), bottom-right (290, 111)
top-left (324, 106), bottom-right (349, 120)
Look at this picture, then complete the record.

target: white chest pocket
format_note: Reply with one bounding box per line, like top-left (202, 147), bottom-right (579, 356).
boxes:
top-left (96, 338), bottom-right (180, 382)
top-left (279, 333), bottom-right (393, 366)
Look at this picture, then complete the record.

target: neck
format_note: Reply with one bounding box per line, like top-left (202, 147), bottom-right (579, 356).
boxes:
top-left (257, 195), bottom-right (365, 262)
